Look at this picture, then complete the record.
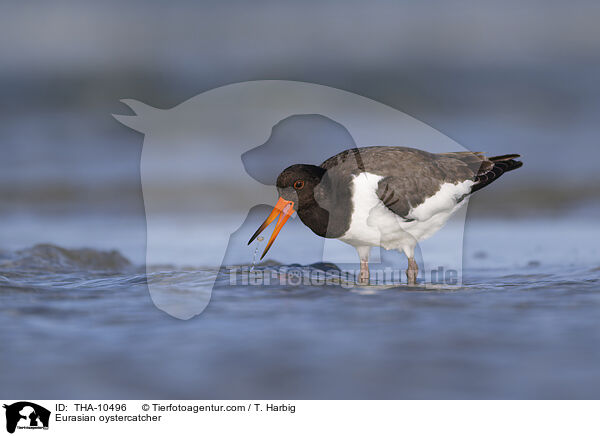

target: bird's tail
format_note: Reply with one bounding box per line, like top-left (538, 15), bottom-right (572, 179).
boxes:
top-left (470, 153), bottom-right (522, 193)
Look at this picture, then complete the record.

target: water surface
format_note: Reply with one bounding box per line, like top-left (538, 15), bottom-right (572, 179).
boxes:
top-left (1, 217), bottom-right (598, 399)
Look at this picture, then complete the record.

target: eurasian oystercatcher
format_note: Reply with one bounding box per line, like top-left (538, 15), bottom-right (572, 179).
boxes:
top-left (249, 146), bottom-right (522, 285)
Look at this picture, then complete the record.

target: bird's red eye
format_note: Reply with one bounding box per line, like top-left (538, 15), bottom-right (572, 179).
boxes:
top-left (294, 180), bottom-right (305, 190)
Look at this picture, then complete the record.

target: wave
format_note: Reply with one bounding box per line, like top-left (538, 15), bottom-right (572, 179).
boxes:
top-left (0, 244), bottom-right (132, 273)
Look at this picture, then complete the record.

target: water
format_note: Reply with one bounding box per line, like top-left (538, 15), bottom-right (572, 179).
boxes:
top-left (1, 216), bottom-right (599, 399)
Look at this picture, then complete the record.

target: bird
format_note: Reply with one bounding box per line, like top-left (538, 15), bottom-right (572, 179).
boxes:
top-left (248, 146), bottom-right (522, 285)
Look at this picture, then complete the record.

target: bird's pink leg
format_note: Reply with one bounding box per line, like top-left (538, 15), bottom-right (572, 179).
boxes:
top-left (359, 260), bottom-right (370, 285)
top-left (356, 246), bottom-right (370, 285)
top-left (406, 257), bottom-right (418, 285)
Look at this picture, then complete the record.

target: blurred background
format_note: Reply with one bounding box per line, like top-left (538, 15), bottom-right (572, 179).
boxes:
top-left (3, 1), bottom-right (600, 231)
top-left (1, 0), bottom-right (600, 398)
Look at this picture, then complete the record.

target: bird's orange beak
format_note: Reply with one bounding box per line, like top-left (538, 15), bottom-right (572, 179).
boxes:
top-left (248, 197), bottom-right (295, 260)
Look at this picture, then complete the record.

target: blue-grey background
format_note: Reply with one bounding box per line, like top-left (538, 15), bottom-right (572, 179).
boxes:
top-left (1, 0), bottom-right (599, 398)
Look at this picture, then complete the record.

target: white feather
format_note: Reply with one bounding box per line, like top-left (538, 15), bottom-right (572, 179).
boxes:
top-left (338, 172), bottom-right (472, 258)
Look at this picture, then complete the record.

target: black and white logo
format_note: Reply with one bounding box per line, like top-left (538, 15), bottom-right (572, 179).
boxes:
top-left (3, 402), bottom-right (50, 434)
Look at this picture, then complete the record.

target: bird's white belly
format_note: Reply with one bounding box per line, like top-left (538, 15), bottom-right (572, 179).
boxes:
top-left (338, 172), bottom-right (472, 255)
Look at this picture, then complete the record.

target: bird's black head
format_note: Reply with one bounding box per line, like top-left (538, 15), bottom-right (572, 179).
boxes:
top-left (276, 164), bottom-right (326, 205)
top-left (248, 164), bottom-right (326, 260)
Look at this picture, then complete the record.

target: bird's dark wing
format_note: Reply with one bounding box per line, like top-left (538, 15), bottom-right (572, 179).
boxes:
top-left (376, 150), bottom-right (523, 219)
top-left (320, 146), bottom-right (521, 221)
top-left (374, 159), bottom-right (475, 220)
top-left (328, 147), bottom-right (484, 218)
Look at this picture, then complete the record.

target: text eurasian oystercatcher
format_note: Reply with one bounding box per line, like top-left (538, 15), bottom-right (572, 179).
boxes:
top-left (249, 146), bottom-right (522, 284)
